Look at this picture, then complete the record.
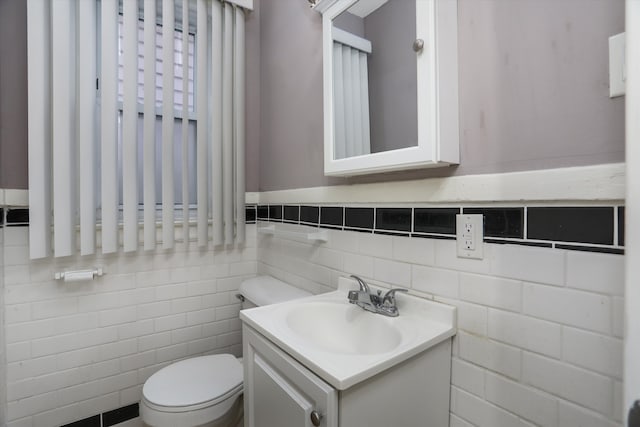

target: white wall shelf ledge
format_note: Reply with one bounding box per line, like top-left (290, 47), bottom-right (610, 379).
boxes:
top-left (257, 224), bottom-right (329, 243)
top-left (309, 0), bottom-right (340, 14)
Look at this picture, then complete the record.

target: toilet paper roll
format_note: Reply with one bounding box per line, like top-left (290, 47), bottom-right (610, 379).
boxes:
top-left (62, 270), bottom-right (95, 282)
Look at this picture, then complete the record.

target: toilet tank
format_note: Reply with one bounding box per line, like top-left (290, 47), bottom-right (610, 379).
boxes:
top-left (239, 276), bottom-right (312, 309)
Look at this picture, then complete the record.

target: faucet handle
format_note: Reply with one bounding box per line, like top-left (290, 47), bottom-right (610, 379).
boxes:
top-left (350, 275), bottom-right (370, 293)
top-left (382, 288), bottom-right (408, 306)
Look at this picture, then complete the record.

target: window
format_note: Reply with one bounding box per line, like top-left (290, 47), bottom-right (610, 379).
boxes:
top-left (27, 0), bottom-right (249, 258)
top-left (113, 12), bottom-right (197, 211)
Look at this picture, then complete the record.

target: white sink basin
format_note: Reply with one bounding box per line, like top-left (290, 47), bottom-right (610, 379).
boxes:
top-left (285, 302), bottom-right (403, 355)
top-left (240, 277), bottom-right (457, 390)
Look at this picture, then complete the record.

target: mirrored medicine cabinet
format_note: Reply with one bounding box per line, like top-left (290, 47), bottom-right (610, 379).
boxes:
top-left (313, 0), bottom-right (459, 176)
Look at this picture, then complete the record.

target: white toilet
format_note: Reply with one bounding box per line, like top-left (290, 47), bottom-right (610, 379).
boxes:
top-left (140, 276), bottom-right (312, 427)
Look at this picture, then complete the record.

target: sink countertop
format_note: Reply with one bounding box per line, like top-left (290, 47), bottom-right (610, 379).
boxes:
top-left (240, 278), bottom-right (457, 390)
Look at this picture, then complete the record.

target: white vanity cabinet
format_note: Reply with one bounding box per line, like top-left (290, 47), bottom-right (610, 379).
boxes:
top-left (243, 326), bottom-right (339, 427)
top-left (243, 325), bottom-right (452, 427)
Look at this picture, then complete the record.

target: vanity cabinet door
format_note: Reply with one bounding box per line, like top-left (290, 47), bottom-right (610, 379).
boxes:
top-left (244, 326), bottom-right (338, 427)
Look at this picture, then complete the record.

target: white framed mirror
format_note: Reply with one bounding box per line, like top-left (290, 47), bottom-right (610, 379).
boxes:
top-left (315, 0), bottom-right (459, 176)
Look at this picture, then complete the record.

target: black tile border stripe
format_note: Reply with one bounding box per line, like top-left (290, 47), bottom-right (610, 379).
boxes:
top-left (268, 205), bottom-right (283, 222)
top-left (618, 206), bottom-right (625, 247)
top-left (374, 230), bottom-right (410, 237)
top-left (257, 205), bottom-right (268, 220)
top-left (320, 224), bottom-right (342, 230)
top-left (60, 415), bottom-right (101, 427)
top-left (300, 205), bottom-right (320, 225)
top-left (376, 208), bottom-right (412, 233)
top-left (320, 206), bottom-right (344, 228)
top-left (414, 208), bottom-right (458, 235)
top-left (252, 204), bottom-right (625, 255)
top-left (344, 227), bottom-right (374, 234)
top-left (102, 403), bottom-right (140, 427)
top-left (528, 206), bottom-right (614, 245)
top-left (3, 208), bottom-right (29, 227)
top-left (60, 403), bottom-right (139, 427)
top-left (283, 205), bottom-right (300, 223)
top-left (246, 206), bottom-right (257, 224)
top-left (485, 238), bottom-right (553, 248)
top-left (6, 208), bottom-right (29, 224)
top-left (463, 207), bottom-right (524, 239)
top-left (411, 233), bottom-right (456, 240)
top-left (345, 207), bottom-right (374, 230)
top-left (7, 204), bottom-right (625, 255)
top-left (554, 244), bottom-right (624, 255)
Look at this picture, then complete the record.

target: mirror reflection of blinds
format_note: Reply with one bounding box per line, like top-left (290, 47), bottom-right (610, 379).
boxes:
top-left (26, 0), bottom-right (246, 259)
top-left (332, 28), bottom-right (372, 160)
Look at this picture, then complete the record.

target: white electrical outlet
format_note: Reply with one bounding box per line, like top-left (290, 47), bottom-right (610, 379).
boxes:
top-left (456, 214), bottom-right (484, 259)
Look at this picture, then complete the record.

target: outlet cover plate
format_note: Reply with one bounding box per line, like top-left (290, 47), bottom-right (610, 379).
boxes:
top-left (456, 214), bottom-right (484, 259)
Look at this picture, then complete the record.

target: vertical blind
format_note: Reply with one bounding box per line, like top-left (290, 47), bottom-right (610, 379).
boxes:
top-left (27, 0), bottom-right (247, 259)
top-left (332, 27), bottom-right (371, 160)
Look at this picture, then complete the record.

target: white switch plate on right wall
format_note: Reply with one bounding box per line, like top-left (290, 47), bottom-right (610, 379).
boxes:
top-left (609, 32), bottom-right (626, 97)
top-left (456, 214), bottom-right (484, 259)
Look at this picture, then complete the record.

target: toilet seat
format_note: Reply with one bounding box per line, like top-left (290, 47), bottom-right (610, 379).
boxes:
top-left (141, 354), bottom-right (243, 427)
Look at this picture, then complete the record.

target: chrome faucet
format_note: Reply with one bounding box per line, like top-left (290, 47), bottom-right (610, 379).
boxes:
top-left (347, 275), bottom-right (408, 317)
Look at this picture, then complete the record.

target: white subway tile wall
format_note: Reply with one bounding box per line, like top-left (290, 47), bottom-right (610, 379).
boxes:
top-left (2, 226), bottom-right (256, 427)
top-left (0, 219), bottom-right (626, 427)
top-left (1, 227), bottom-right (6, 425)
top-left (258, 226), bottom-right (624, 426)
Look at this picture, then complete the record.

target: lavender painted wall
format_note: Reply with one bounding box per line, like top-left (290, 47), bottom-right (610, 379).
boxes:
top-left (0, 0), bottom-right (28, 190)
top-left (258, 0), bottom-right (345, 190)
top-left (257, 0), bottom-right (625, 191)
top-left (0, 0), bottom-right (626, 192)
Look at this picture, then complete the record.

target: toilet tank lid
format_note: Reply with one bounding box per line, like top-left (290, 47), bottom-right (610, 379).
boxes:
top-left (240, 275), bottom-right (312, 306)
